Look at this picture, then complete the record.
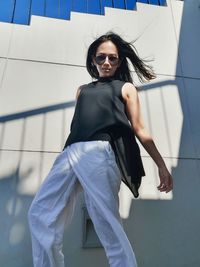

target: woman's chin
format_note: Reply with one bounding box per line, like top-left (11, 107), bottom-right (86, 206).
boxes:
top-left (101, 70), bottom-right (114, 76)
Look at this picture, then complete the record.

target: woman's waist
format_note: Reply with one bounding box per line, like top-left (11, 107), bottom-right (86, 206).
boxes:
top-left (65, 140), bottom-right (115, 163)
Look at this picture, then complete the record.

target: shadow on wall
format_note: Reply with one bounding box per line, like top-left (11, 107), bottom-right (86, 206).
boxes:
top-left (127, 159), bottom-right (200, 267)
top-left (0, 167), bottom-right (34, 267)
top-left (127, 1), bottom-right (200, 266)
top-left (0, 97), bottom-right (75, 265)
top-left (0, 102), bottom-right (72, 266)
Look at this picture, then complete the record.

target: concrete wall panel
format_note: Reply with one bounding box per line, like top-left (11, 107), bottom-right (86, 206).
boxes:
top-left (0, 22), bottom-right (13, 57)
top-left (0, 60), bottom-right (90, 116)
top-left (0, 58), bottom-right (6, 89)
top-left (0, 60), bottom-right (91, 151)
top-left (138, 75), bottom-right (195, 159)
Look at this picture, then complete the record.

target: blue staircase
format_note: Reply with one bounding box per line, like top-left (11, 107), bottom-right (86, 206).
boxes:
top-left (0, 0), bottom-right (167, 25)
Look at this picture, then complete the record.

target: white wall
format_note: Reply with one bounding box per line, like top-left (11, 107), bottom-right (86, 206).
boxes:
top-left (0, 0), bottom-right (200, 266)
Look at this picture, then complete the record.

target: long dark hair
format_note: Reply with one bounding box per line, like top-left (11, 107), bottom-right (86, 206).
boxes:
top-left (86, 31), bottom-right (156, 84)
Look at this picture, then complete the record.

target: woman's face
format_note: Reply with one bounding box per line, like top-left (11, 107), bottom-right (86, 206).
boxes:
top-left (93, 41), bottom-right (121, 78)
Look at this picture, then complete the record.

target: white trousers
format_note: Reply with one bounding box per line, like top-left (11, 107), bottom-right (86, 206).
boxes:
top-left (28, 140), bottom-right (138, 267)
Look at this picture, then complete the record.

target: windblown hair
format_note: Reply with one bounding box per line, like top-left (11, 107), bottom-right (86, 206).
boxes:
top-left (86, 31), bottom-right (156, 84)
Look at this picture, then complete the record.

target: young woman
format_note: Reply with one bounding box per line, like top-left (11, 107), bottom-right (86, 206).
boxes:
top-left (28, 32), bottom-right (173, 267)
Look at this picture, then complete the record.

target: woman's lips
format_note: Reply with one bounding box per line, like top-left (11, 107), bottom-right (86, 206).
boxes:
top-left (102, 69), bottom-right (111, 71)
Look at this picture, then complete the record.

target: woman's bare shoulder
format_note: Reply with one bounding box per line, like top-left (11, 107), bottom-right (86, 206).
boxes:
top-left (75, 87), bottom-right (81, 100)
top-left (121, 82), bottom-right (138, 102)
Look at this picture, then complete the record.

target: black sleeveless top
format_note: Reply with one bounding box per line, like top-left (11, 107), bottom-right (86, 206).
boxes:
top-left (63, 76), bottom-right (145, 198)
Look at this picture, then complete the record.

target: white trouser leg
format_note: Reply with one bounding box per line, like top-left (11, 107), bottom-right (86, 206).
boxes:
top-left (67, 141), bottom-right (138, 267)
top-left (28, 140), bottom-right (138, 267)
top-left (28, 148), bottom-right (82, 267)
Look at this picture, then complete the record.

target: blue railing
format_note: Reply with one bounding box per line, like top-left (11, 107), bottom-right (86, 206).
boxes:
top-left (0, 0), bottom-right (166, 25)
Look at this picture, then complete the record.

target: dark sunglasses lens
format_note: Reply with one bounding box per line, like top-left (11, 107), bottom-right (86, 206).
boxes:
top-left (95, 55), bottom-right (106, 64)
top-left (108, 56), bottom-right (119, 65)
top-left (95, 55), bottom-right (119, 65)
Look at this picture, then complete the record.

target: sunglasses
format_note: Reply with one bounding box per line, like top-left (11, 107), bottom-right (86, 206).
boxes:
top-left (94, 54), bottom-right (120, 66)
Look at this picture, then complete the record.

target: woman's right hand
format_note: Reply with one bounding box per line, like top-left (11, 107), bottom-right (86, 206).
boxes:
top-left (157, 166), bottom-right (173, 193)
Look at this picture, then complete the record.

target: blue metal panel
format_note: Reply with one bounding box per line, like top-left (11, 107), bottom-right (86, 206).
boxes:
top-left (13, 0), bottom-right (31, 24)
top-left (101, 0), bottom-right (113, 8)
top-left (31, 0), bottom-right (45, 16)
top-left (88, 0), bottom-right (101, 15)
top-left (113, 0), bottom-right (125, 9)
top-left (101, 0), bottom-right (113, 15)
top-left (126, 0), bottom-right (136, 10)
top-left (159, 0), bottom-right (166, 5)
top-left (45, 0), bottom-right (60, 18)
top-left (72, 0), bottom-right (87, 13)
top-left (0, 0), bottom-right (15, 23)
top-left (31, 0), bottom-right (71, 20)
top-left (149, 0), bottom-right (159, 5)
top-left (137, 0), bottom-right (148, 3)
top-left (59, 0), bottom-right (72, 19)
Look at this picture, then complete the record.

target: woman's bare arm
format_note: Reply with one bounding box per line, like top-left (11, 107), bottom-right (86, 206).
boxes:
top-left (122, 82), bottom-right (173, 193)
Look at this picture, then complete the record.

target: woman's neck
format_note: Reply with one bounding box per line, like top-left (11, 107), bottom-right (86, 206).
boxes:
top-left (97, 74), bottom-right (118, 82)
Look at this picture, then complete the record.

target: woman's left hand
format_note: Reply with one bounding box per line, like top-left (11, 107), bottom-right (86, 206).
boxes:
top-left (157, 166), bottom-right (173, 193)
